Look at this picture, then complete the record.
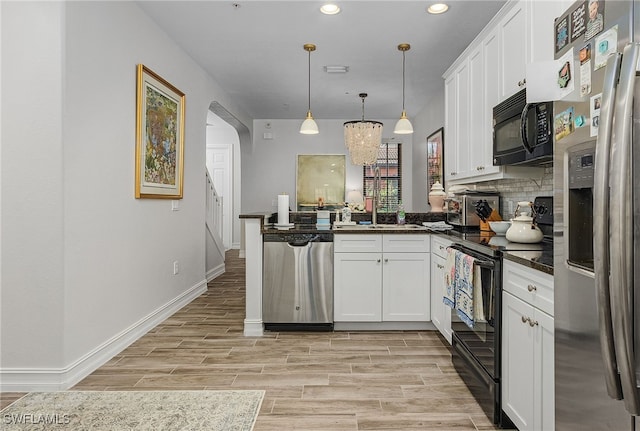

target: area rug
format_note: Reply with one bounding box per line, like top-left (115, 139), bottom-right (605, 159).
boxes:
top-left (0, 390), bottom-right (264, 430)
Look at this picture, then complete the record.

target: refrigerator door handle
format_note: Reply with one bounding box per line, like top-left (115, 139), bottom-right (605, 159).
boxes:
top-left (610, 42), bottom-right (640, 415)
top-left (594, 50), bottom-right (624, 401)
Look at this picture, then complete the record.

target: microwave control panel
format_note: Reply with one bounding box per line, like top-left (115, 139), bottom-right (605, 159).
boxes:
top-left (535, 104), bottom-right (552, 145)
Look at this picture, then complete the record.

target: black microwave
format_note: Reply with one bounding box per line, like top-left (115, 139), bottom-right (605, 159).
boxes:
top-left (492, 88), bottom-right (553, 166)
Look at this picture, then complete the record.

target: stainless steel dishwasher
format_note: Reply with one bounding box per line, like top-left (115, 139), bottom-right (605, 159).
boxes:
top-left (263, 232), bottom-right (333, 331)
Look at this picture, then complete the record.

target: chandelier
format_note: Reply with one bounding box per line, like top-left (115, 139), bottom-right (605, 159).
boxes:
top-left (343, 93), bottom-right (382, 165)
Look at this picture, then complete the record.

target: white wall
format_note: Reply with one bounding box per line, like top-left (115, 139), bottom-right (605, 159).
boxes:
top-left (1, 1), bottom-right (66, 369)
top-left (243, 119), bottom-right (415, 212)
top-left (1, 0), bottom-right (251, 390)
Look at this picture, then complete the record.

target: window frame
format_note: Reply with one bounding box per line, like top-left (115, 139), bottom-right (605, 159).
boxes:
top-left (362, 142), bottom-right (402, 213)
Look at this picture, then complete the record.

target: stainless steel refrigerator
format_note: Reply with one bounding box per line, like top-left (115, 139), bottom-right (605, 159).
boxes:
top-left (553, 1), bottom-right (640, 430)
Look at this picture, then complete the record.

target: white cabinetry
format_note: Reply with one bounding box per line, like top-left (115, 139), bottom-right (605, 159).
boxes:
top-left (430, 235), bottom-right (453, 344)
top-left (334, 234), bottom-right (430, 323)
top-left (502, 259), bottom-right (554, 431)
top-left (443, 0), bottom-right (568, 185)
top-left (499, 1), bottom-right (527, 99)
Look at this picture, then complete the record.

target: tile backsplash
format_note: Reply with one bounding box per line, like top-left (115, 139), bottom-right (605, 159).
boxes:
top-left (463, 165), bottom-right (553, 219)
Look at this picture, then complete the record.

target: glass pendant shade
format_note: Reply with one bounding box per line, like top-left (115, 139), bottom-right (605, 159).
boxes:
top-left (394, 110), bottom-right (414, 134)
top-left (300, 43), bottom-right (319, 135)
top-left (300, 111), bottom-right (319, 134)
top-left (394, 43), bottom-right (414, 135)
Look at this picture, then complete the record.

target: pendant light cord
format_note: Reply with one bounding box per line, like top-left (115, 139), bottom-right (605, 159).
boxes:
top-left (402, 50), bottom-right (406, 111)
top-left (307, 48), bottom-right (311, 112)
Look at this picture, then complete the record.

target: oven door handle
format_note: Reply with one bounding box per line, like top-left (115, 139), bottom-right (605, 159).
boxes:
top-left (448, 245), bottom-right (495, 268)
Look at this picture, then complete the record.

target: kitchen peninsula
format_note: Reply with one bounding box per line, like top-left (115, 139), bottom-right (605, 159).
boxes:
top-left (240, 211), bottom-right (552, 337)
top-left (240, 211), bottom-right (444, 336)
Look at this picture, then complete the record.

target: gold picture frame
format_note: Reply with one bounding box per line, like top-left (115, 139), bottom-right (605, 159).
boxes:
top-left (296, 154), bottom-right (346, 211)
top-left (135, 64), bottom-right (185, 199)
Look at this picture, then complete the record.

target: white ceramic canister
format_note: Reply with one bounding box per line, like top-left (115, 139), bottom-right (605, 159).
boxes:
top-left (428, 181), bottom-right (447, 213)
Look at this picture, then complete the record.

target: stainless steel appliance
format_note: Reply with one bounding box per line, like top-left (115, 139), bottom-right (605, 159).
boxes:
top-left (492, 88), bottom-right (553, 166)
top-left (447, 202), bottom-right (552, 428)
top-left (446, 192), bottom-right (500, 229)
top-left (263, 232), bottom-right (333, 331)
top-left (554, 1), bottom-right (640, 429)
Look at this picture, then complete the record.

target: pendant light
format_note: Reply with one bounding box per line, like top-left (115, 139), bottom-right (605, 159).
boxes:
top-left (394, 43), bottom-right (414, 134)
top-left (344, 93), bottom-right (383, 165)
top-left (300, 43), bottom-right (319, 135)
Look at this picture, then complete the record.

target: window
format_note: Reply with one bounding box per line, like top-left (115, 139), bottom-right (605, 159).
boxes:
top-left (363, 142), bottom-right (402, 213)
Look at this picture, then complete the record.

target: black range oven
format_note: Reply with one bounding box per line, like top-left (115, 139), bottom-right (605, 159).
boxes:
top-left (447, 240), bottom-right (513, 428)
top-left (447, 196), bottom-right (553, 429)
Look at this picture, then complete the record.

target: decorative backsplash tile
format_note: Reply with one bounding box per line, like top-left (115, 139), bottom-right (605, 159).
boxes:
top-left (466, 165), bottom-right (553, 219)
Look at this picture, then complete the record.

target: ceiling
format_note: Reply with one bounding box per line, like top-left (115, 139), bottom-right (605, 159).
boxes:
top-left (137, 1), bottom-right (506, 122)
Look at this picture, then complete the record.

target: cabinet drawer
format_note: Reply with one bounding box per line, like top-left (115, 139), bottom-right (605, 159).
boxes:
top-left (503, 259), bottom-right (554, 316)
top-left (431, 234), bottom-right (453, 258)
top-left (382, 234), bottom-right (430, 253)
top-left (334, 234), bottom-right (382, 253)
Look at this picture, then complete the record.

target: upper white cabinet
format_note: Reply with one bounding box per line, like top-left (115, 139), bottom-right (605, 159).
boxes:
top-left (443, 0), bottom-right (567, 185)
top-left (499, 1), bottom-right (528, 99)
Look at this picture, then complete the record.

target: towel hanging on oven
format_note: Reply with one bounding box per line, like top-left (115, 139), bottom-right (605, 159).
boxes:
top-left (443, 247), bottom-right (485, 328)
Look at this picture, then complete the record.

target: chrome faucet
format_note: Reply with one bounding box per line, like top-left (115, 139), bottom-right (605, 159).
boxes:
top-left (372, 165), bottom-right (380, 226)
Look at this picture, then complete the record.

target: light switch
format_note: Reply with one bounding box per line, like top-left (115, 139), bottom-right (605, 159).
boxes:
top-left (172, 200), bottom-right (180, 211)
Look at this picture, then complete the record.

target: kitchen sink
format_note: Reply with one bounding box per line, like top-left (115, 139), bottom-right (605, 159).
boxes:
top-left (333, 223), bottom-right (428, 231)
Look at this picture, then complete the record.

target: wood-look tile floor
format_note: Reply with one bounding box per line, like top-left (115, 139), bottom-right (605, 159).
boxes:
top-left (1, 250), bottom-right (506, 430)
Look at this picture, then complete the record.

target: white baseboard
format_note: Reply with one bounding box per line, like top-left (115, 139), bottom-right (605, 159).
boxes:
top-left (238, 249), bottom-right (246, 258)
top-left (206, 262), bottom-right (225, 282)
top-left (333, 321), bottom-right (436, 331)
top-left (0, 280), bottom-right (208, 392)
top-left (243, 319), bottom-right (264, 337)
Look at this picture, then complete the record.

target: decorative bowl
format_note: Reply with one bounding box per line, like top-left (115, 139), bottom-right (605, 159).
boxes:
top-left (489, 221), bottom-right (512, 235)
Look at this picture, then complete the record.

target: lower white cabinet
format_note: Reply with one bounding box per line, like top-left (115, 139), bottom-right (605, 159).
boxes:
top-left (334, 234), bottom-right (430, 322)
top-left (334, 252), bottom-right (382, 321)
top-left (382, 252), bottom-right (430, 321)
top-left (430, 235), bottom-right (453, 344)
top-left (502, 260), bottom-right (554, 431)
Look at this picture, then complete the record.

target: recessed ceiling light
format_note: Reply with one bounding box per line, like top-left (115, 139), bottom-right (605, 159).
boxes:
top-left (427, 3), bottom-right (449, 14)
top-left (320, 4), bottom-right (341, 15)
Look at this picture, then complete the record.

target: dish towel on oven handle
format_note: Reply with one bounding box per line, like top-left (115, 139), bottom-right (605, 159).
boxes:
top-left (443, 247), bottom-right (457, 309)
top-left (443, 248), bottom-right (485, 329)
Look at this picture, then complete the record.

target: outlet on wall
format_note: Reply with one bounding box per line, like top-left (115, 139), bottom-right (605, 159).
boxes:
top-left (173, 261), bottom-right (179, 275)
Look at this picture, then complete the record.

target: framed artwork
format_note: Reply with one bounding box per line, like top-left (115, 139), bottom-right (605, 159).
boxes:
top-left (426, 127), bottom-right (444, 194)
top-left (296, 154), bottom-right (346, 211)
top-left (135, 64), bottom-right (185, 199)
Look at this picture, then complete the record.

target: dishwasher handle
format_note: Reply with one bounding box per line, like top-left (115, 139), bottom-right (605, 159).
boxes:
top-left (287, 235), bottom-right (318, 247)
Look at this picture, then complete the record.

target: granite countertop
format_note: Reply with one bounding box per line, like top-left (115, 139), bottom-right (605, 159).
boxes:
top-left (429, 230), bottom-right (554, 275)
top-left (502, 249), bottom-right (553, 275)
top-left (251, 210), bottom-right (448, 234)
top-left (241, 210), bottom-right (553, 274)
